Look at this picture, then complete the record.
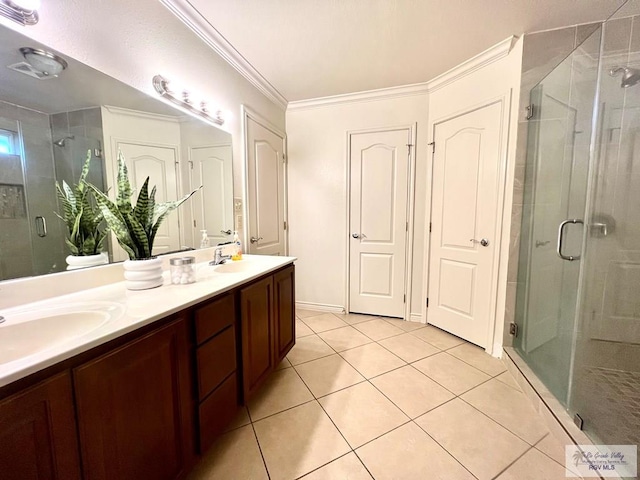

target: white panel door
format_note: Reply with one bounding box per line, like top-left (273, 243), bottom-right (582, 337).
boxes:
top-left (246, 117), bottom-right (286, 255)
top-left (190, 144), bottom-right (234, 246)
top-left (349, 128), bottom-right (410, 318)
top-left (115, 142), bottom-right (180, 260)
top-left (428, 102), bottom-right (502, 347)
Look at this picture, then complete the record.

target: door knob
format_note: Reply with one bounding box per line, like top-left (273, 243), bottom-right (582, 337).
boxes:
top-left (352, 233), bottom-right (360, 239)
top-left (250, 236), bottom-right (263, 244)
top-left (220, 229), bottom-right (232, 235)
top-left (470, 238), bottom-right (489, 247)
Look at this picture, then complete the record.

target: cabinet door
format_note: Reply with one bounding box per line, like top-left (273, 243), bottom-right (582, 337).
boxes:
top-left (0, 372), bottom-right (81, 480)
top-left (274, 265), bottom-right (296, 362)
top-left (240, 276), bottom-right (275, 400)
top-left (73, 317), bottom-right (194, 480)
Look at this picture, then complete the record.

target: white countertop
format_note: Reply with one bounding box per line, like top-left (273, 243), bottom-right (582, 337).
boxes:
top-left (0, 255), bottom-right (295, 389)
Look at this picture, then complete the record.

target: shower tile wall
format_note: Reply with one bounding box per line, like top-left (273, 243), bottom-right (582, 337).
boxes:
top-left (503, 23), bottom-right (600, 346)
top-left (0, 100), bottom-right (66, 279)
top-left (50, 108), bottom-right (105, 190)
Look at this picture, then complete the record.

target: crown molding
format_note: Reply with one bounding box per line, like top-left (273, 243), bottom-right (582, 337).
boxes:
top-left (287, 82), bottom-right (429, 111)
top-left (425, 36), bottom-right (517, 93)
top-left (288, 36), bottom-right (516, 111)
top-left (160, 0), bottom-right (288, 111)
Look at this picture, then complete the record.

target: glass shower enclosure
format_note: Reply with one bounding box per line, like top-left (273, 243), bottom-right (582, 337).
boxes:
top-left (515, 4), bottom-right (640, 463)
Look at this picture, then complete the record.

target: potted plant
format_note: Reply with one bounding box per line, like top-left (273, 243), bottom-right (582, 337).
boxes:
top-left (55, 150), bottom-right (109, 270)
top-left (88, 151), bottom-right (200, 290)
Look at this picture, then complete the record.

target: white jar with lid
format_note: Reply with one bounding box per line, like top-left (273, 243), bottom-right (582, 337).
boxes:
top-left (170, 256), bottom-right (196, 285)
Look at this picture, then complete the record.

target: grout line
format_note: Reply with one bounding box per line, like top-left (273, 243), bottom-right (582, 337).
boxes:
top-left (458, 394), bottom-right (546, 447)
top-left (445, 352), bottom-right (508, 378)
top-left (411, 416), bottom-right (480, 480)
top-left (249, 421), bottom-right (272, 480)
top-left (350, 418), bottom-right (413, 450)
top-left (375, 334), bottom-right (443, 362)
top-left (351, 450), bottom-right (377, 479)
top-left (249, 398), bottom-right (318, 424)
top-left (293, 451), bottom-right (356, 480)
top-left (533, 434), bottom-right (584, 476)
top-left (489, 443), bottom-right (536, 480)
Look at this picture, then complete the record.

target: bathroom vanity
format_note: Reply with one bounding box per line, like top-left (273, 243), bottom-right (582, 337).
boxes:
top-left (0, 256), bottom-right (295, 480)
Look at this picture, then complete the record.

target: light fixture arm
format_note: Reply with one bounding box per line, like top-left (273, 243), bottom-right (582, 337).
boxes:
top-left (152, 75), bottom-right (224, 126)
top-left (0, 0), bottom-right (39, 25)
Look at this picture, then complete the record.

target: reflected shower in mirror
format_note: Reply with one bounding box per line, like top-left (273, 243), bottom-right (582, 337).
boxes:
top-left (0, 24), bottom-right (234, 281)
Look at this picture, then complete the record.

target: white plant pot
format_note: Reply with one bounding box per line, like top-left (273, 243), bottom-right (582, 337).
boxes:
top-left (66, 252), bottom-right (109, 270)
top-left (123, 257), bottom-right (163, 290)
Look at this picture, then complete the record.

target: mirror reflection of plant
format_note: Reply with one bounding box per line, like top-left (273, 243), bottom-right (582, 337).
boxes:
top-left (87, 151), bottom-right (201, 260)
top-left (55, 150), bottom-right (108, 256)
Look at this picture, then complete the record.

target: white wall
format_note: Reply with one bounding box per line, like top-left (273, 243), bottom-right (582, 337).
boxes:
top-left (0, 0), bottom-right (286, 198)
top-left (425, 38), bottom-right (524, 354)
top-left (287, 94), bottom-right (429, 317)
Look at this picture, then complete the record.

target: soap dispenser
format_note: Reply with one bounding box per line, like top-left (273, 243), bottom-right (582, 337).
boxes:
top-left (200, 230), bottom-right (210, 249)
top-left (232, 231), bottom-right (242, 261)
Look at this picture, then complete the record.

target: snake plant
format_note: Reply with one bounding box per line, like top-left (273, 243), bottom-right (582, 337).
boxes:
top-left (87, 151), bottom-right (200, 260)
top-left (55, 150), bottom-right (108, 256)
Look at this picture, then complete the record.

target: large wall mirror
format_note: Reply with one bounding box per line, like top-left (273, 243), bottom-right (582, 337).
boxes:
top-left (0, 24), bottom-right (235, 281)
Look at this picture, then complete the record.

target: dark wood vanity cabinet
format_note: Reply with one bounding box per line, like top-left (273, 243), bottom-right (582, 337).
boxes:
top-left (0, 371), bottom-right (81, 480)
top-left (240, 276), bottom-right (277, 399)
top-left (73, 316), bottom-right (195, 480)
top-left (193, 292), bottom-right (240, 452)
top-left (240, 265), bottom-right (296, 401)
top-left (0, 263), bottom-right (295, 480)
top-left (274, 265), bottom-right (296, 362)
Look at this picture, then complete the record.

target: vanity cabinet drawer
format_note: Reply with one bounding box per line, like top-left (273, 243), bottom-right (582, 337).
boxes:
top-left (198, 373), bottom-right (238, 453)
top-left (197, 326), bottom-right (236, 400)
top-left (194, 293), bottom-right (236, 345)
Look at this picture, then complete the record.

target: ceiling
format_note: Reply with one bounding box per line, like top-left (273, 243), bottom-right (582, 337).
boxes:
top-left (184, 0), bottom-right (626, 102)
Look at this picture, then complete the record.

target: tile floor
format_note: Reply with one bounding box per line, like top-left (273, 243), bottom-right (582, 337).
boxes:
top-left (188, 310), bottom-right (574, 480)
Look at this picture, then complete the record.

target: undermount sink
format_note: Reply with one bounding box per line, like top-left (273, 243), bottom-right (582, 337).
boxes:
top-left (0, 302), bottom-right (124, 365)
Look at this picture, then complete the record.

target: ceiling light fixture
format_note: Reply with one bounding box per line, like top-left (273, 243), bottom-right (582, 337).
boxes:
top-left (19, 47), bottom-right (68, 77)
top-left (0, 0), bottom-right (40, 26)
top-left (152, 75), bottom-right (224, 126)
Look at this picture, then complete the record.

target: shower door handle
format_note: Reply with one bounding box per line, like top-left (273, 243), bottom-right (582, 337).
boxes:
top-left (557, 219), bottom-right (583, 261)
top-left (35, 216), bottom-right (47, 237)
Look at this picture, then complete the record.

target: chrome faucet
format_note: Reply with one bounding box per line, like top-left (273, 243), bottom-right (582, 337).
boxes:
top-left (209, 247), bottom-right (231, 266)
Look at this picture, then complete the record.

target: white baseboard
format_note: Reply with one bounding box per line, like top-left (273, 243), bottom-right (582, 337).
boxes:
top-left (410, 313), bottom-right (425, 324)
top-left (295, 302), bottom-right (345, 314)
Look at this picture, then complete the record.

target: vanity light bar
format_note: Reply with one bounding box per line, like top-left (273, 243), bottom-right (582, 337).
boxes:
top-left (0, 0), bottom-right (39, 26)
top-left (152, 75), bottom-right (224, 126)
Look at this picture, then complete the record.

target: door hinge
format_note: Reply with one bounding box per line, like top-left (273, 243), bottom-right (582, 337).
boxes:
top-left (429, 222), bottom-right (432, 233)
top-left (406, 221), bottom-right (409, 232)
top-left (525, 104), bottom-right (534, 120)
top-left (188, 160), bottom-right (193, 169)
top-left (426, 297), bottom-right (429, 308)
top-left (283, 220), bottom-right (287, 230)
top-left (193, 220), bottom-right (196, 228)
top-left (407, 144), bottom-right (413, 155)
top-left (282, 153), bottom-right (286, 164)
top-left (509, 322), bottom-right (518, 336)
top-left (403, 294), bottom-right (406, 303)
top-left (428, 141), bottom-right (435, 154)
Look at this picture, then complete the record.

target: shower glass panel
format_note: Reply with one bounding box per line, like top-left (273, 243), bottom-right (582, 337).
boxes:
top-left (514, 28), bottom-right (602, 405)
top-left (570, 13), bottom-right (640, 453)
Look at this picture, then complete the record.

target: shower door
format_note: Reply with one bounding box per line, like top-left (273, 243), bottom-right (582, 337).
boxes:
top-left (569, 14), bottom-right (640, 455)
top-left (514, 28), bottom-right (601, 404)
